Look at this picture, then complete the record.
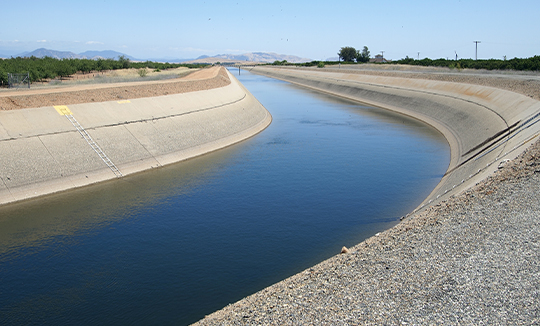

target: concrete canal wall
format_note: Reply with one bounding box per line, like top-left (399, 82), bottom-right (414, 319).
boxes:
top-left (250, 66), bottom-right (540, 211)
top-left (0, 70), bottom-right (271, 206)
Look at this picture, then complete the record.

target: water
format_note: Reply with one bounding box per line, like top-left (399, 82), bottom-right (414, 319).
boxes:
top-left (0, 69), bottom-right (449, 325)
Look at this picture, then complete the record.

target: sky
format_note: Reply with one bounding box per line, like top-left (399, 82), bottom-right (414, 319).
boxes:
top-left (1, 0), bottom-right (538, 61)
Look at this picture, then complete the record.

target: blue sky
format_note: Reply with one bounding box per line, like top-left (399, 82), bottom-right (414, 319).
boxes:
top-left (1, 0), bottom-right (538, 60)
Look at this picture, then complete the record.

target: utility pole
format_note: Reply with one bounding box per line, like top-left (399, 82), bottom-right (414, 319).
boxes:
top-left (381, 51), bottom-right (384, 61)
top-left (417, 52), bottom-right (420, 60)
top-left (474, 41), bottom-right (481, 60)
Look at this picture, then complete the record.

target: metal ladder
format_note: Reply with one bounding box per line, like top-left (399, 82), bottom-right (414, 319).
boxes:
top-left (65, 114), bottom-right (123, 178)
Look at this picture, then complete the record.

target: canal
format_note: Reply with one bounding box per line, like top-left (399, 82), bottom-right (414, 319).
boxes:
top-left (0, 69), bottom-right (449, 325)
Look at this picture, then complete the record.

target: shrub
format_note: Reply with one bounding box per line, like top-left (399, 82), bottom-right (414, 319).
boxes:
top-left (138, 68), bottom-right (148, 77)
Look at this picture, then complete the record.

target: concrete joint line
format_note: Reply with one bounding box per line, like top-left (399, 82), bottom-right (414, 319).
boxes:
top-left (37, 135), bottom-right (64, 175)
top-left (0, 176), bottom-right (12, 197)
top-left (66, 114), bottom-right (123, 178)
top-left (0, 94), bottom-right (247, 144)
top-left (123, 124), bottom-right (160, 168)
top-left (463, 121), bottom-right (521, 157)
top-left (474, 112), bottom-right (540, 161)
top-left (0, 128), bottom-right (79, 143)
top-left (91, 93), bottom-right (248, 130)
top-left (412, 131), bottom-right (540, 216)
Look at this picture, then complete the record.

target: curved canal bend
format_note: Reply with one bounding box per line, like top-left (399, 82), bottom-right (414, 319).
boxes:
top-left (0, 69), bottom-right (449, 325)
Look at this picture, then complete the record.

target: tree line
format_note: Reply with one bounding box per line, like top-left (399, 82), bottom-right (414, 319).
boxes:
top-left (0, 56), bottom-right (206, 87)
top-left (393, 56), bottom-right (540, 71)
top-left (336, 46), bottom-right (539, 71)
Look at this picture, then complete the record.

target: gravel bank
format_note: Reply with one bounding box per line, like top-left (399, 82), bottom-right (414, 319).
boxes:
top-left (194, 69), bottom-right (540, 325)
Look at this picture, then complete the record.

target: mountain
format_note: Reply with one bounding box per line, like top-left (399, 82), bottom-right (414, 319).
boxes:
top-left (222, 52), bottom-right (312, 63)
top-left (144, 57), bottom-right (193, 63)
top-left (79, 50), bottom-right (135, 60)
top-left (186, 52), bottom-right (312, 64)
top-left (15, 48), bottom-right (136, 60)
top-left (5, 48), bottom-right (311, 64)
top-left (20, 48), bottom-right (82, 59)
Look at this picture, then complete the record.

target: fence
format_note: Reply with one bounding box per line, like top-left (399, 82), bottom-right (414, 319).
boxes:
top-left (8, 72), bottom-right (30, 88)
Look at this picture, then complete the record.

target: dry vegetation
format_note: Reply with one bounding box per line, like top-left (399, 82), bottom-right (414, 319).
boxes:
top-left (0, 66), bottom-right (230, 110)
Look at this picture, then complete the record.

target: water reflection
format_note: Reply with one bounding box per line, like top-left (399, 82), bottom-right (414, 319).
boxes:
top-left (0, 146), bottom-right (242, 256)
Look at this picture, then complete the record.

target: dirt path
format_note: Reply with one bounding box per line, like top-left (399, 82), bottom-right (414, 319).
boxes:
top-left (0, 66), bottom-right (229, 111)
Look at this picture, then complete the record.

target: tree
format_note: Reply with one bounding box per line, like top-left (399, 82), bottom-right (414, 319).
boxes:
top-left (118, 55), bottom-right (130, 69)
top-left (356, 46), bottom-right (371, 63)
top-left (338, 46), bottom-right (357, 62)
top-left (78, 59), bottom-right (93, 74)
top-left (57, 59), bottom-right (77, 79)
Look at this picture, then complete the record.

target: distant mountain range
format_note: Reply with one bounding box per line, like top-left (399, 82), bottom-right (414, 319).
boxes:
top-left (2, 48), bottom-right (312, 64)
top-left (9, 48), bottom-right (137, 61)
top-left (186, 52), bottom-right (312, 64)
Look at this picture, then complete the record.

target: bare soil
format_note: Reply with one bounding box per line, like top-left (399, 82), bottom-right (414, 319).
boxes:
top-left (0, 66), bottom-right (230, 111)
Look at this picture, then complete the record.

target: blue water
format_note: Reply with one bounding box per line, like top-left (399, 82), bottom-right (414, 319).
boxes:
top-left (0, 69), bottom-right (449, 325)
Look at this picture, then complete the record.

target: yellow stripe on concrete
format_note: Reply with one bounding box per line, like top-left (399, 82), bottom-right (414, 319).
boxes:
top-left (117, 100), bottom-right (131, 104)
top-left (54, 105), bottom-right (73, 115)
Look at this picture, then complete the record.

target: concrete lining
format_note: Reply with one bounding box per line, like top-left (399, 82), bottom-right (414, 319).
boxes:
top-left (0, 70), bottom-right (272, 206)
top-left (250, 66), bottom-right (540, 211)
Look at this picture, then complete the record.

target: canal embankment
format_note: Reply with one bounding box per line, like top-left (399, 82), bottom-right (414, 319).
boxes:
top-left (247, 66), bottom-right (540, 212)
top-left (0, 67), bottom-right (271, 206)
top-left (194, 66), bottom-right (540, 325)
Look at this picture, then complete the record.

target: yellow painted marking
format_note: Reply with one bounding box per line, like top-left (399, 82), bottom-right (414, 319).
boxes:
top-left (117, 100), bottom-right (131, 104)
top-left (54, 105), bottom-right (73, 115)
